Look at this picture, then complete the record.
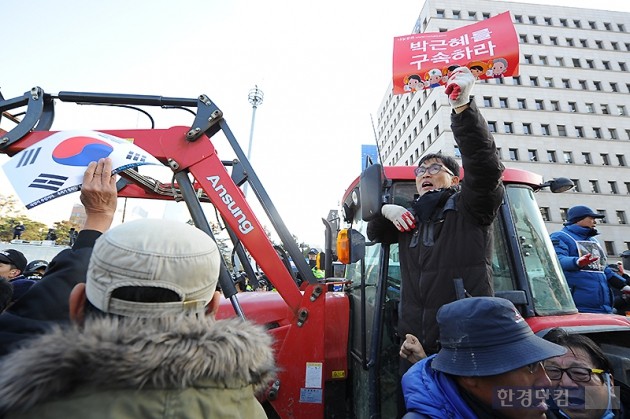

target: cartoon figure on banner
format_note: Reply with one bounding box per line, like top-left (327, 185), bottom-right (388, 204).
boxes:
top-left (404, 74), bottom-right (423, 92)
top-left (441, 65), bottom-right (460, 84)
top-left (486, 57), bottom-right (508, 78)
top-left (467, 61), bottom-right (489, 79)
top-left (424, 69), bottom-right (444, 88)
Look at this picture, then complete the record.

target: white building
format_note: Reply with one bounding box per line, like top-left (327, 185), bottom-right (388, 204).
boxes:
top-left (375, 0), bottom-right (630, 261)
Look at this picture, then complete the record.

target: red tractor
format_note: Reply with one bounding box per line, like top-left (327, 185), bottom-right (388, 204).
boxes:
top-left (2, 87), bottom-right (629, 418)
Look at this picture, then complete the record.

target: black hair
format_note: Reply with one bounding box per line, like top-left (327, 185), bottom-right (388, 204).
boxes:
top-left (543, 328), bottom-right (612, 373)
top-left (84, 286), bottom-right (182, 319)
top-left (470, 65), bottom-right (483, 71)
top-left (418, 152), bottom-right (460, 177)
top-left (408, 74), bottom-right (422, 82)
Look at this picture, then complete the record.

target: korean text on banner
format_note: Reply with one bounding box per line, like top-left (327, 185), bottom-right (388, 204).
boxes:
top-left (392, 11), bottom-right (519, 95)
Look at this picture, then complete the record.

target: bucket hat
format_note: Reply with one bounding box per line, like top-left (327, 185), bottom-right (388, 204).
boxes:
top-left (431, 297), bottom-right (566, 376)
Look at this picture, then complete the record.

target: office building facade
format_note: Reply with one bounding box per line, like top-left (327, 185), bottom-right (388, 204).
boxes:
top-left (375, 0), bottom-right (630, 260)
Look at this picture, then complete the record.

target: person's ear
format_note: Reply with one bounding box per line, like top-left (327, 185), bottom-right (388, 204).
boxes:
top-left (69, 283), bottom-right (87, 325)
top-left (451, 176), bottom-right (460, 186)
top-left (205, 291), bottom-right (222, 317)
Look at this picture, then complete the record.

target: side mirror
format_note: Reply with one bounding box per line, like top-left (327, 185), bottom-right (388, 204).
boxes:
top-left (539, 177), bottom-right (574, 193)
top-left (360, 163), bottom-right (384, 221)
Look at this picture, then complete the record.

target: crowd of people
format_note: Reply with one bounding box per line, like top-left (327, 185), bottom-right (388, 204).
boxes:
top-left (0, 66), bottom-right (628, 418)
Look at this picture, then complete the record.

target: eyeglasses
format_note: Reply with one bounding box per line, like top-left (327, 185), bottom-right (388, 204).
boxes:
top-left (527, 361), bottom-right (544, 374)
top-left (414, 163), bottom-right (454, 177)
top-left (544, 366), bottom-right (604, 383)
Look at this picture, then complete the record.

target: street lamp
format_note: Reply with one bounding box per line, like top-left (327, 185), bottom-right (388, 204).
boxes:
top-left (243, 85), bottom-right (264, 197)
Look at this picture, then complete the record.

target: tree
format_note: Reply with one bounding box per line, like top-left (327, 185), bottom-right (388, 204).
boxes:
top-left (52, 220), bottom-right (82, 246)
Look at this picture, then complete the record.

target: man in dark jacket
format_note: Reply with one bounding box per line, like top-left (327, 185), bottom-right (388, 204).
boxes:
top-left (367, 67), bottom-right (504, 357)
top-left (550, 205), bottom-right (630, 314)
top-left (0, 249), bottom-right (35, 303)
top-left (0, 158), bottom-right (118, 357)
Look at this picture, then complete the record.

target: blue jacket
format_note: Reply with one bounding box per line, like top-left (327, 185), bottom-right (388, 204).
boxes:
top-left (402, 355), bottom-right (477, 419)
top-left (550, 224), bottom-right (625, 313)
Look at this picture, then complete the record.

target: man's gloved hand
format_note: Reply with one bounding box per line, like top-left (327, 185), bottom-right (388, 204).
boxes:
top-left (382, 204), bottom-right (416, 232)
top-left (577, 253), bottom-right (599, 268)
top-left (444, 66), bottom-right (475, 108)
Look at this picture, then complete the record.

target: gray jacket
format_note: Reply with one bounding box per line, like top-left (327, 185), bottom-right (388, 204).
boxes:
top-left (0, 315), bottom-right (276, 418)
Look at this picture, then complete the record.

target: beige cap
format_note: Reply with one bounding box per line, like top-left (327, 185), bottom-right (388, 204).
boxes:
top-left (86, 219), bottom-right (220, 318)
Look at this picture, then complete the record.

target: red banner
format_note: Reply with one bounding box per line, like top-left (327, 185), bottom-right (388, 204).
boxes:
top-left (392, 11), bottom-right (519, 95)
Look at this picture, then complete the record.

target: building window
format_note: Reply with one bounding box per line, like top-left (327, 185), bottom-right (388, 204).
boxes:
top-left (609, 129), bottom-right (618, 140)
top-left (596, 40), bottom-right (604, 49)
top-left (488, 121), bottom-right (497, 132)
top-left (534, 35), bottom-right (542, 44)
top-left (562, 79), bottom-right (571, 88)
top-left (551, 101), bottom-right (560, 111)
top-left (604, 22), bottom-right (612, 31)
top-left (482, 12), bottom-right (490, 19)
top-left (611, 83), bottom-right (619, 92)
top-left (602, 61), bottom-right (611, 70)
top-left (620, 62), bottom-right (627, 71)
top-left (528, 16), bottom-right (537, 24)
top-left (434, 125), bottom-right (440, 138)
top-left (540, 207), bottom-right (551, 221)
top-left (504, 122), bottom-right (513, 133)
top-left (560, 18), bottom-right (568, 27)
top-left (524, 55), bottom-right (533, 64)
top-left (605, 241), bottom-right (615, 255)
top-left (564, 151), bottom-right (574, 164)
top-left (601, 154), bottom-right (610, 165)
top-left (619, 24), bottom-right (626, 32)
top-left (547, 150), bottom-right (557, 163)
top-left (436, 9), bottom-right (445, 18)
top-left (544, 77), bottom-right (554, 87)
top-left (528, 149), bottom-right (538, 161)
top-left (611, 41), bottom-right (619, 50)
top-left (617, 154), bottom-right (627, 167)
top-left (594, 81), bottom-right (602, 91)
top-left (568, 102), bottom-right (577, 112)
top-left (545, 17), bottom-right (552, 26)
top-left (517, 98), bottom-right (527, 109)
top-left (586, 60), bottom-right (595, 69)
top-left (541, 124), bottom-right (550, 135)
top-left (519, 34), bottom-right (528, 43)
top-left (626, 182), bottom-right (630, 194)
top-left (582, 152), bottom-right (592, 164)
top-left (512, 76), bottom-right (522, 85)
top-left (499, 97), bottom-right (508, 108)
top-left (618, 211), bottom-right (627, 224)
top-left (561, 208), bottom-right (569, 222)
top-left (575, 126), bottom-right (584, 138)
top-left (601, 104), bottom-right (609, 114)
top-left (573, 19), bottom-right (581, 28)
top-left (509, 148), bottom-right (519, 161)
top-left (579, 39), bottom-right (588, 47)
top-left (579, 80), bottom-right (588, 90)
top-left (452, 10), bottom-right (461, 19)
top-left (571, 179), bottom-right (581, 192)
top-left (483, 96), bottom-right (493, 107)
top-left (593, 127), bottom-right (602, 139)
top-left (555, 57), bottom-right (564, 66)
top-left (618, 105), bottom-right (627, 116)
top-left (572, 58), bottom-right (581, 68)
top-left (550, 36), bottom-right (558, 45)
top-left (590, 180), bottom-right (600, 193)
top-left (539, 55), bottom-right (548, 65)
top-left (535, 100), bottom-right (544, 110)
top-left (514, 15), bottom-right (523, 23)
top-left (609, 181), bottom-right (619, 194)
top-left (566, 38), bottom-right (574, 47)
top-left (530, 77), bottom-right (539, 87)
top-left (557, 125), bottom-right (567, 137)
top-left (585, 103), bottom-right (594, 113)
top-left (468, 11), bottom-right (477, 20)
top-left (523, 123), bottom-right (532, 135)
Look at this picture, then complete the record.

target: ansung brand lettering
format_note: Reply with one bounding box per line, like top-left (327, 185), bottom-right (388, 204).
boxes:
top-left (206, 176), bottom-right (254, 234)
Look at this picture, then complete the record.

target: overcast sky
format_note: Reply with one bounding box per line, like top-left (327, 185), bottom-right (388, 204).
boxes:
top-left (2, 0), bottom-right (629, 247)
